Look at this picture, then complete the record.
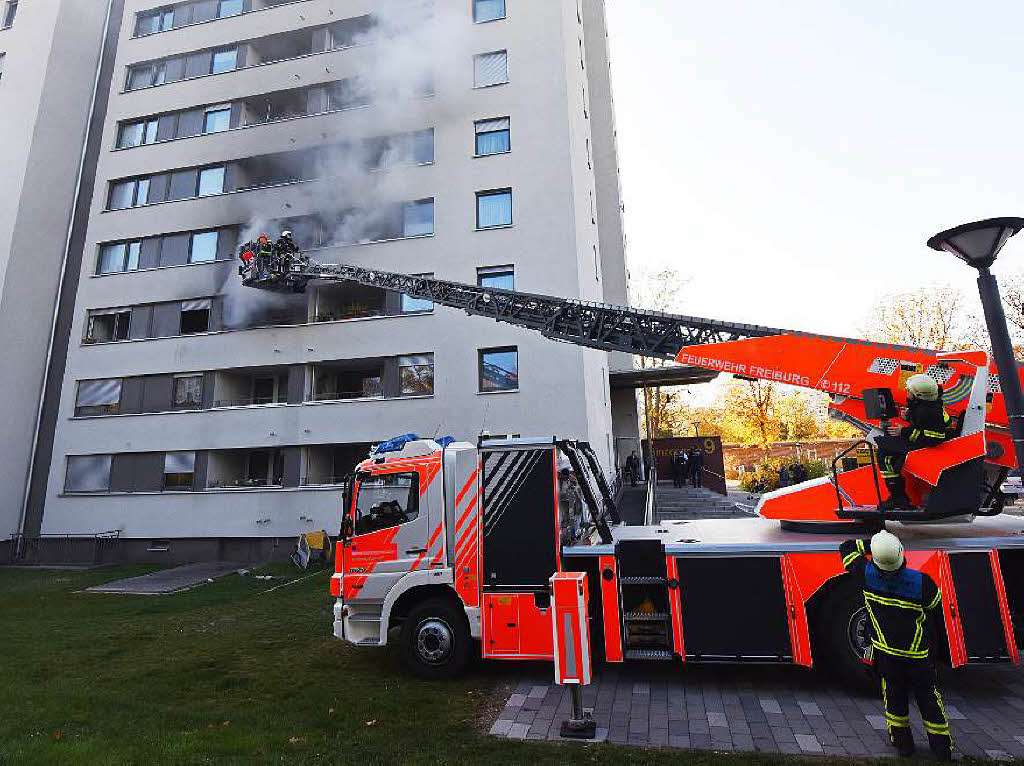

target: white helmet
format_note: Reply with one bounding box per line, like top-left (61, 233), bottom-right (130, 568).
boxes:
top-left (906, 374), bottom-right (939, 402)
top-left (870, 530), bottom-right (905, 572)
top-left (281, 230), bottom-right (293, 239)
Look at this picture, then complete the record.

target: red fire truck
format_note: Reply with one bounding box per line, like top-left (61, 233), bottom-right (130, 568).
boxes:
top-left (240, 246), bottom-right (1024, 683)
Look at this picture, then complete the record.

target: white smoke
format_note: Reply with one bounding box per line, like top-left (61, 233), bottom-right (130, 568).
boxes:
top-left (221, 0), bottom-right (478, 327)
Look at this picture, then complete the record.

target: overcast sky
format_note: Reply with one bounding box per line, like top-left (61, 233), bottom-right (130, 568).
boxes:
top-left (604, 1), bottom-right (1024, 337)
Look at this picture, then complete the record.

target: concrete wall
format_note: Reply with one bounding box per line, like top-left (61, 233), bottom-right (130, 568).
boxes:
top-left (0, 0), bottom-right (111, 541)
top-left (33, 0), bottom-right (634, 547)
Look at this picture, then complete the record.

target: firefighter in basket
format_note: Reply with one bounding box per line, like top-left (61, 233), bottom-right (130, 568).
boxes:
top-left (875, 374), bottom-right (956, 511)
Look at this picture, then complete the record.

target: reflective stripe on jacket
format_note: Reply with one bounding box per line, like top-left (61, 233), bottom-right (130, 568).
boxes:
top-left (839, 539), bottom-right (942, 658)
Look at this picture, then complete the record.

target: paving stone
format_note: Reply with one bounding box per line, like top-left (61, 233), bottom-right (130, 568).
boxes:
top-left (489, 719), bottom-right (513, 736)
top-left (759, 698), bottom-right (782, 714)
top-left (507, 723), bottom-right (530, 740)
top-left (633, 682), bottom-right (650, 696)
top-left (985, 750), bottom-right (1014, 762)
top-left (669, 735), bottom-right (690, 748)
top-left (506, 693), bottom-right (526, 708)
top-left (945, 703), bottom-right (968, 720)
top-left (707, 711), bottom-right (728, 727)
top-left (798, 701), bottom-right (823, 716)
top-left (865, 714), bottom-right (887, 730)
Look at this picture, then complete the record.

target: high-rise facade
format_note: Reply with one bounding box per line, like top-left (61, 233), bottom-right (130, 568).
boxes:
top-left (0, 0), bottom-right (114, 556)
top-left (17, 0), bottom-right (638, 561)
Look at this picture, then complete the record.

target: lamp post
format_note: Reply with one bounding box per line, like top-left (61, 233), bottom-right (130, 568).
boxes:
top-left (927, 217), bottom-right (1024, 469)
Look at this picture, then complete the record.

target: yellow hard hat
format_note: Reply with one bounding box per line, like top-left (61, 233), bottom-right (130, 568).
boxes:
top-left (905, 374), bottom-right (939, 402)
top-left (870, 530), bottom-right (905, 572)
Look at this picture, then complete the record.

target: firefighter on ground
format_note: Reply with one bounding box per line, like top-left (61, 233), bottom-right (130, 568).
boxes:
top-left (840, 531), bottom-right (951, 760)
top-left (876, 374), bottom-right (955, 511)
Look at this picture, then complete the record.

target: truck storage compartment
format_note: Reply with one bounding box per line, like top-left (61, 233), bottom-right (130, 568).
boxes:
top-left (676, 556), bottom-right (791, 661)
top-left (949, 552), bottom-right (1010, 661)
top-left (481, 592), bottom-right (554, 659)
top-left (616, 540), bottom-right (673, 659)
top-left (480, 447), bottom-right (556, 588)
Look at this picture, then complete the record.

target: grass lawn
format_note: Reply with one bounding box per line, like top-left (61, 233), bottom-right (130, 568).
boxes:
top-left (1, 564), bottom-right (857, 765)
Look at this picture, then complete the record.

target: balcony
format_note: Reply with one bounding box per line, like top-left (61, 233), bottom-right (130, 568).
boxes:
top-left (301, 443), bottom-right (372, 485)
top-left (310, 359), bottom-right (384, 402)
top-left (212, 366), bottom-right (293, 408)
top-left (206, 448), bottom-right (285, 489)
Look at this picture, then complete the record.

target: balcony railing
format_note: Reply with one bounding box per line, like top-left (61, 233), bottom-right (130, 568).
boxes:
top-left (206, 478), bottom-right (284, 489)
top-left (311, 388), bottom-right (383, 402)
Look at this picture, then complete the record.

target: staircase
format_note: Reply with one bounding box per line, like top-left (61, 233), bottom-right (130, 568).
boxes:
top-left (655, 484), bottom-right (753, 521)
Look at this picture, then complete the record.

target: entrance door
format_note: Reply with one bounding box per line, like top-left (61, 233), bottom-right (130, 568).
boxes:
top-left (343, 470), bottom-right (428, 602)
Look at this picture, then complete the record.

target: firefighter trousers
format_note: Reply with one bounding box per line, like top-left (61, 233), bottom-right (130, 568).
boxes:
top-left (877, 652), bottom-right (952, 757)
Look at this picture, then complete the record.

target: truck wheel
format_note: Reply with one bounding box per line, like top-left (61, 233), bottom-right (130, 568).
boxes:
top-left (818, 578), bottom-right (877, 693)
top-left (400, 598), bottom-right (471, 679)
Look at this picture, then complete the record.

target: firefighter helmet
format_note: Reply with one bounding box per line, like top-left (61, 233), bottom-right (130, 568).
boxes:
top-left (870, 530), bottom-right (905, 572)
top-left (905, 374), bottom-right (939, 402)
top-left (281, 230), bottom-right (293, 239)
top-left (257, 234), bottom-right (269, 243)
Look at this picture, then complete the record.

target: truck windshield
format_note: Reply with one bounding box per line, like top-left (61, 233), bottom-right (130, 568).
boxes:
top-left (354, 472), bottom-right (419, 534)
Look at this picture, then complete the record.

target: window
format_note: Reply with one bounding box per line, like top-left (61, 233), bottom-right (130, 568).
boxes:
top-left (217, 0), bottom-right (243, 18)
top-left (65, 455), bottom-right (111, 493)
top-left (204, 105), bottom-right (231, 133)
top-left (172, 375), bottom-right (203, 410)
top-left (401, 273), bottom-right (434, 313)
top-left (399, 354), bottom-right (434, 396)
top-left (97, 241), bottom-right (141, 274)
top-left (86, 309), bottom-right (131, 343)
top-left (163, 451), bottom-right (195, 490)
top-left (475, 117), bottom-right (510, 156)
top-left (479, 346), bottom-right (518, 391)
top-left (180, 299), bottom-right (211, 334)
top-left (0, 53), bottom-right (6, 81)
top-left (197, 166), bottom-right (225, 196)
top-left (476, 188), bottom-right (512, 229)
top-left (117, 119), bottom-right (159, 148)
top-left (2, 0), bottom-right (17, 28)
top-left (473, 0), bottom-right (505, 22)
top-left (189, 231), bottom-right (219, 263)
top-left (210, 47), bottom-right (238, 74)
top-left (403, 199), bottom-right (434, 237)
top-left (75, 379), bottom-right (123, 417)
top-left (477, 265), bottom-right (514, 290)
top-left (135, 7), bottom-right (173, 35)
top-left (127, 62), bottom-right (166, 90)
top-left (412, 128), bottom-right (434, 164)
top-left (354, 472), bottom-right (420, 534)
top-left (473, 50), bottom-right (508, 88)
top-left (108, 178), bottom-right (150, 210)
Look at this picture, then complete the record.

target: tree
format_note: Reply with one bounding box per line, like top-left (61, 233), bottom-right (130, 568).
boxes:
top-left (861, 284), bottom-right (978, 350)
top-left (634, 267), bottom-right (691, 438)
top-left (723, 379), bottom-right (776, 457)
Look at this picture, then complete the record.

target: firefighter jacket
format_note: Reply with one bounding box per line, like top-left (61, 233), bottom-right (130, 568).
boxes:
top-left (901, 398), bottom-right (954, 447)
top-left (840, 539), bottom-right (942, 659)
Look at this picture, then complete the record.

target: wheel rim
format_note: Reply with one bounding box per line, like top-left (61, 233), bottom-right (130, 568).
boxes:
top-left (416, 618), bottom-right (454, 665)
top-left (847, 606), bottom-right (870, 656)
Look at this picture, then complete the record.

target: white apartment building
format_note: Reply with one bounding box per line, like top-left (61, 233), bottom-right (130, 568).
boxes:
top-left (18, 0), bottom-right (638, 562)
top-left (0, 0), bottom-right (113, 557)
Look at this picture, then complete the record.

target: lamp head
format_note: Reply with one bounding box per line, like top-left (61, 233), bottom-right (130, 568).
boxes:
top-left (927, 217), bottom-right (1024, 269)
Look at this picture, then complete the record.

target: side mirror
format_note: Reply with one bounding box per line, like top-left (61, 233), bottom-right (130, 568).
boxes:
top-left (862, 388), bottom-right (898, 421)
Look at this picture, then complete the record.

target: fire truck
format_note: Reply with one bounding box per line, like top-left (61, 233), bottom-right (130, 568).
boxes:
top-left (240, 244), bottom-right (1024, 683)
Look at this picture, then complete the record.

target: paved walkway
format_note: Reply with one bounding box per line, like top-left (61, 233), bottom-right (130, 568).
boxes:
top-left (489, 662), bottom-right (1024, 760)
top-left (86, 561), bottom-right (241, 594)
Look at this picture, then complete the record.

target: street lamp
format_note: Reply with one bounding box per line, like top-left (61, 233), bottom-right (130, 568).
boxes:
top-left (927, 217), bottom-right (1024, 469)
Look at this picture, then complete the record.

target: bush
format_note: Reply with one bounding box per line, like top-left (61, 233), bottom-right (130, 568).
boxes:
top-left (739, 458), bottom-right (829, 493)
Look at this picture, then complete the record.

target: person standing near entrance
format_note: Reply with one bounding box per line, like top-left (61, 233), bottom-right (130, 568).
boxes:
top-left (625, 451), bottom-right (640, 487)
top-left (840, 531), bottom-right (951, 760)
top-left (688, 447), bottom-right (704, 488)
top-left (672, 450), bottom-right (688, 487)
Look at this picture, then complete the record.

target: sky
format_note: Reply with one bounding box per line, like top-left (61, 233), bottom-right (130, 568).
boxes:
top-left (604, 1), bottom-right (1024, 338)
